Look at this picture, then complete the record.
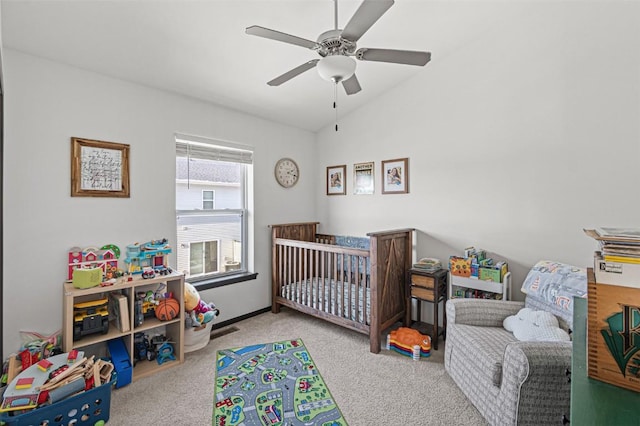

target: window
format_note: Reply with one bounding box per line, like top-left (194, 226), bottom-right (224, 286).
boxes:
top-left (202, 190), bottom-right (214, 210)
top-left (189, 240), bottom-right (219, 276)
top-left (176, 134), bottom-right (253, 286)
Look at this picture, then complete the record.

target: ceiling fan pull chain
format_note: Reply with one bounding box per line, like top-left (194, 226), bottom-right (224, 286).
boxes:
top-left (334, 82), bottom-right (339, 131)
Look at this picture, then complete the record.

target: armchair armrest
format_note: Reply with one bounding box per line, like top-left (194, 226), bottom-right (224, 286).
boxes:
top-left (499, 341), bottom-right (572, 424)
top-left (446, 298), bottom-right (524, 327)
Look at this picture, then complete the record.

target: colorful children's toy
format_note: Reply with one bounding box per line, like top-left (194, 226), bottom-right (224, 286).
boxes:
top-left (387, 327), bottom-right (431, 360)
top-left (124, 239), bottom-right (171, 275)
top-left (449, 256), bottom-right (472, 277)
top-left (68, 245), bottom-right (120, 281)
top-left (155, 341), bottom-right (176, 365)
top-left (73, 298), bottom-right (109, 341)
top-left (184, 282), bottom-right (219, 327)
top-left (154, 298), bottom-right (180, 321)
top-left (0, 351), bottom-right (85, 413)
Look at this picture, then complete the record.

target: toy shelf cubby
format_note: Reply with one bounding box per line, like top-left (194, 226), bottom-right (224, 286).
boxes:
top-left (448, 271), bottom-right (511, 301)
top-left (62, 272), bottom-right (185, 382)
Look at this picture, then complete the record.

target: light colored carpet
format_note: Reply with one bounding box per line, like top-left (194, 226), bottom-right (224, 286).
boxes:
top-left (110, 308), bottom-right (487, 425)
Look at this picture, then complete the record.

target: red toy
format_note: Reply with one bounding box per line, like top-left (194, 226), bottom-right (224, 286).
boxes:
top-left (36, 359), bottom-right (53, 372)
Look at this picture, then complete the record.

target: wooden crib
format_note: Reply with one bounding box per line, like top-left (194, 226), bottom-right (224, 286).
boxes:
top-left (270, 222), bottom-right (413, 353)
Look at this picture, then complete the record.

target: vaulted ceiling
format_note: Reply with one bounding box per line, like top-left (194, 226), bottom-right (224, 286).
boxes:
top-left (1, 1), bottom-right (514, 132)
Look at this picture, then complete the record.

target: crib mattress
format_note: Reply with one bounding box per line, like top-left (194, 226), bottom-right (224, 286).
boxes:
top-left (280, 278), bottom-right (371, 324)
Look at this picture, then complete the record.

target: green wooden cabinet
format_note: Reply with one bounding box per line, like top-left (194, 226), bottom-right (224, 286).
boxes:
top-left (570, 297), bottom-right (640, 425)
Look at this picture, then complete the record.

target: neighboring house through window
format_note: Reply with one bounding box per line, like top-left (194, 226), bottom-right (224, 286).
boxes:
top-left (175, 134), bottom-right (252, 285)
top-left (202, 190), bottom-right (214, 210)
top-left (189, 240), bottom-right (219, 275)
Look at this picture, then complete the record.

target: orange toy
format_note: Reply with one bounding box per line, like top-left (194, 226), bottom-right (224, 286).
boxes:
top-left (449, 256), bottom-right (472, 277)
top-left (155, 298), bottom-right (180, 321)
top-left (387, 327), bottom-right (431, 360)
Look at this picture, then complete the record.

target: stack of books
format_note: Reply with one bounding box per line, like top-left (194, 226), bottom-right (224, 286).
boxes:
top-left (584, 228), bottom-right (640, 286)
top-left (413, 258), bottom-right (441, 272)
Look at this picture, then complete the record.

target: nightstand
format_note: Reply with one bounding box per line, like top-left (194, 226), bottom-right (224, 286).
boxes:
top-left (404, 268), bottom-right (448, 350)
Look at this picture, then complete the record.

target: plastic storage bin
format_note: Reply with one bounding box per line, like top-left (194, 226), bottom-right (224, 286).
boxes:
top-left (0, 379), bottom-right (113, 426)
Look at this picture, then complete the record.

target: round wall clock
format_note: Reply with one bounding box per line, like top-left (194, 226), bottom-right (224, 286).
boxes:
top-left (274, 158), bottom-right (299, 188)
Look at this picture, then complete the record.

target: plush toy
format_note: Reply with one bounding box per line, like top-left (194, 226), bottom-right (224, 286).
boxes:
top-left (184, 282), bottom-right (220, 327)
top-left (503, 307), bottom-right (570, 342)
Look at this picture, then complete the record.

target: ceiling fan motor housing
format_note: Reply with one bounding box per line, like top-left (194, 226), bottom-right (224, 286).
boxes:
top-left (316, 29), bottom-right (356, 57)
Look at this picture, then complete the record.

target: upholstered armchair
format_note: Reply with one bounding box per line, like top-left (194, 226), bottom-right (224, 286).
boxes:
top-left (444, 261), bottom-right (587, 426)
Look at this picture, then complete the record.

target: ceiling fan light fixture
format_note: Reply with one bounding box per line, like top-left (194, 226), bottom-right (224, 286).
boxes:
top-left (317, 55), bottom-right (356, 83)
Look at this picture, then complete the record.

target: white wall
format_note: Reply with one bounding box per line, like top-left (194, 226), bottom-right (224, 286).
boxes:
top-left (316, 2), bottom-right (640, 318)
top-left (2, 49), bottom-right (317, 356)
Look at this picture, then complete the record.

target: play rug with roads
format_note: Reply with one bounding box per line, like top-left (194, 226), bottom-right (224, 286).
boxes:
top-left (213, 339), bottom-right (347, 426)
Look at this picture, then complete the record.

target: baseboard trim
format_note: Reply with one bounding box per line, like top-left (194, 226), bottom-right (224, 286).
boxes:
top-left (212, 306), bottom-right (271, 330)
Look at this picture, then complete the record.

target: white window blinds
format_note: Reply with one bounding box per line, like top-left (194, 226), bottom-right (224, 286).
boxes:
top-left (175, 133), bottom-right (253, 164)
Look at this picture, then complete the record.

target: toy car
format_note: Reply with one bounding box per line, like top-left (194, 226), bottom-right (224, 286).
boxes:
top-left (142, 268), bottom-right (155, 279)
top-left (155, 266), bottom-right (171, 276)
top-left (133, 332), bottom-right (155, 363)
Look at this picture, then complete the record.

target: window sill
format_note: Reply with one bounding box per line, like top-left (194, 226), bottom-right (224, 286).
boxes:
top-left (190, 272), bottom-right (258, 291)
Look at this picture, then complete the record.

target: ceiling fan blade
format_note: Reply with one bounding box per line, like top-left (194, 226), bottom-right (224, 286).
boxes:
top-left (267, 60), bottom-right (320, 86)
top-left (341, 0), bottom-right (394, 42)
top-left (246, 25), bottom-right (320, 50)
top-left (356, 48), bottom-right (431, 66)
top-left (342, 74), bottom-right (362, 95)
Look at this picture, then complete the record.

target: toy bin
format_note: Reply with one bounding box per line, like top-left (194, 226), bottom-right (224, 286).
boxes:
top-left (184, 321), bottom-right (213, 353)
top-left (0, 379), bottom-right (113, 426)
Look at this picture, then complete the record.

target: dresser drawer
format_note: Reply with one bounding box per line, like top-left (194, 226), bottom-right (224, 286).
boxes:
top-left (411, 285), bottom-right (435, 301)
top-left (411, 274), bottom-right (435, 289)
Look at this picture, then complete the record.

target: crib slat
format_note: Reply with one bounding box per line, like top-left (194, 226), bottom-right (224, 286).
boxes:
top-left (347, 254), bottom-right (353, 320)
top-left (353, 256), bottom-right (365, 322)
top-left (314, 249), bottom-right (319, 310)
top-left (320, 249), bottom-right (325, 311)
top-left (292, 245), bottom-right (297, 302)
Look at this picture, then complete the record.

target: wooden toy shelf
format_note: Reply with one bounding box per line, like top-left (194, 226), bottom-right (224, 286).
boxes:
top-left (62, 272), bottom-right (185, 382)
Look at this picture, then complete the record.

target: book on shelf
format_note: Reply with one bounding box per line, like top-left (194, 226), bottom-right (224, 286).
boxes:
top-left (108, 292), bottom-right (130, 332)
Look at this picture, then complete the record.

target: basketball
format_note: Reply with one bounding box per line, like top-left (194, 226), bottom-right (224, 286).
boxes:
top-left (155, 298), bottom-right (180, 321)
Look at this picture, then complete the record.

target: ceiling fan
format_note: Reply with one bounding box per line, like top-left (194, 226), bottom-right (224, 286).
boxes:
top-left (246, 0), bottom-right (431, 95)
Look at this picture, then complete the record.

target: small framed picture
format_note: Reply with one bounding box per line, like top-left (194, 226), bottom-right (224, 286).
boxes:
top-left (353, 161), bottom-right (375, 195)
top-left (381, 158), bottom-right (409, 194)
top-left (326, 165), bottom-right (346, 195)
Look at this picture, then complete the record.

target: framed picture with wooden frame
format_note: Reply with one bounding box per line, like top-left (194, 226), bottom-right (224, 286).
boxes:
top-left (381, 158), bottom-right (409, 194)
top-left (326, 165), bottom-right (346, 195)
top-left (71, 137), bottom-right (130, 198)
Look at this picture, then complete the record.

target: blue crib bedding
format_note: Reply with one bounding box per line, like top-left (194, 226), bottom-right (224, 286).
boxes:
top-left (334, 235), bottom-right (371, 276)
top-left (281, 278), bottom-right (371, 324)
